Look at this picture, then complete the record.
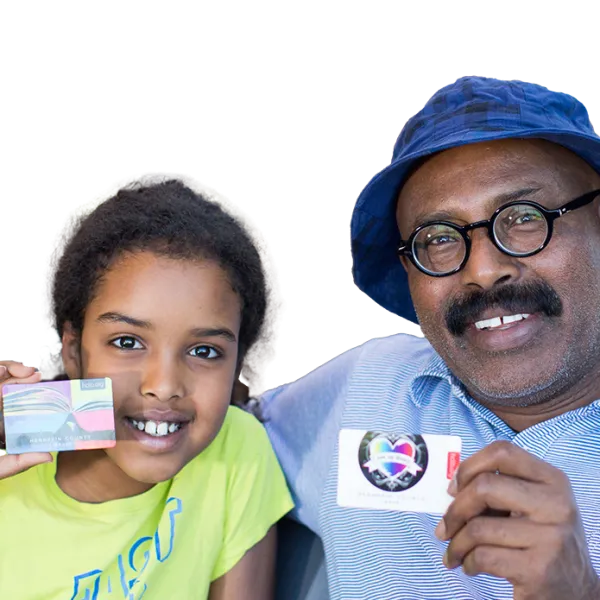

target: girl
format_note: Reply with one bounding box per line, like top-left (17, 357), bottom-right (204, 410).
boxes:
top-left (0, 180), bottom-right (293, 599)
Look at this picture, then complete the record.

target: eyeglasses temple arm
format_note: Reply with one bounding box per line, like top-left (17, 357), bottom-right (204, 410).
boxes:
top-left (558, 189), bottom-right (600, 216)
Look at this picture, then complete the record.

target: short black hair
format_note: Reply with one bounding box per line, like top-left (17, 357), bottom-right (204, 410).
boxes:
top-left (52, 179), bottom-right (268, 366)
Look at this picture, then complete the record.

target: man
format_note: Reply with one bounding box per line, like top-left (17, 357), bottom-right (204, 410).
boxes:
top-left (263, 76), bottom-right (600, 599)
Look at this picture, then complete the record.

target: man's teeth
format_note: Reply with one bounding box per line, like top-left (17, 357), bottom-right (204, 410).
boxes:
top-left (474, 314), bottom-right (530, 330)
top-left (130, 419), bottom-right (182, 437)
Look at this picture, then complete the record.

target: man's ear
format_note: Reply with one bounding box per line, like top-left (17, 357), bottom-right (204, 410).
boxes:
top-left (61, 322), bottom-right (82, 379)
top-left (399, 255), bottom-right (410, 273)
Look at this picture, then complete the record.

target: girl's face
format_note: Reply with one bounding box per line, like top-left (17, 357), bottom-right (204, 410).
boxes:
top-left (62, 251), bottom-right (241, 484)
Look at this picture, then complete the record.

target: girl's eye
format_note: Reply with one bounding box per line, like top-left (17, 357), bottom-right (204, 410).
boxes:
top-left (111, 336), bottom-right (143, 350)
top-left (188, 345), bottom-right (221, 359)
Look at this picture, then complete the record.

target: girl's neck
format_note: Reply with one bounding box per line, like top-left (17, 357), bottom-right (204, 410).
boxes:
top-left (56, 450), bottom-right (154, 503)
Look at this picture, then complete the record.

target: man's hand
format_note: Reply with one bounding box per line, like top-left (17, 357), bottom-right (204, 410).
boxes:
top-left (0, 361), bottom-right (53, 478)
top-left (435, 440), bottom-right (600, 600)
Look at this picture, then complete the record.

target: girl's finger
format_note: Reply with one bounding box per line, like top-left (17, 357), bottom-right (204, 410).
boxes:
top-left (0, 372), bottom-right (42, 392)
top-left (0, 453), bottom-right (53, 479)
top-left (0, 362), bottom-right (37, 381)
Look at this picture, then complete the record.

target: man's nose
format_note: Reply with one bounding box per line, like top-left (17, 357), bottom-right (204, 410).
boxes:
top-left (139, 353), bottom-right (185, 403)
top-left (459, 228), bottom-right (522, 290)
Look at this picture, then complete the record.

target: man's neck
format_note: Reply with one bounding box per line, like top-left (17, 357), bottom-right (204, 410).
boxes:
top-left (468, 369), bottom-right (600, 432)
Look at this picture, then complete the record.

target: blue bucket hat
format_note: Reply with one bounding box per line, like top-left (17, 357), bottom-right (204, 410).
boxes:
top-left (351, 75), bottom-right (600, 324)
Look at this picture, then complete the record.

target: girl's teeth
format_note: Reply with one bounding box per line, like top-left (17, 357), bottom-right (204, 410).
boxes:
top-left (130, 419), bottom-right (182, 437)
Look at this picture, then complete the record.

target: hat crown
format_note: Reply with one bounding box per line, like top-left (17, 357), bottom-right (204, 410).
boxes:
top-left (392, 76), bottom-right (595, 163)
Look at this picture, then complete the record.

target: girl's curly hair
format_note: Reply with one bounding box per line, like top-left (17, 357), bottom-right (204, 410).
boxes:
top-left (52, 179), bottom-right (268, 368)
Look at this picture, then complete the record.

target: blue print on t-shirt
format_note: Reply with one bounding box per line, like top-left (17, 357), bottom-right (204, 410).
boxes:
top-left (70, 497), bottom-right (183, 600)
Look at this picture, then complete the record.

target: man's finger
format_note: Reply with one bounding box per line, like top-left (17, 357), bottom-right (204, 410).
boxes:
top-left (439, 473), bottom-right (547, 540)
top-left (460, 545), bottom-right (528, 581)
top-left (455, 441), bottom-right (563, 493)
top-left (444, 516), bottom-right (547, 569)
top-left (0, 453), bottom-right (53, 479)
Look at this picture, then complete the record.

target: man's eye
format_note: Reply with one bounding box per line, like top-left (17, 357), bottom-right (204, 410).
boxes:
top-left (189, 345), bottom-right (221, 359)
top-left (503, 206), bottom-right (544, 227)
top-left (427, 234), bottom-right (459, 246)
top-left (111, 336), bottom-right (143, 350)
top-left (514, 212), bottom-right (542, 225)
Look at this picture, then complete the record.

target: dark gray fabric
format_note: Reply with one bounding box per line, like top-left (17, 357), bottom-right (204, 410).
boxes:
top-left (276, 518), bottom-right (329, 600)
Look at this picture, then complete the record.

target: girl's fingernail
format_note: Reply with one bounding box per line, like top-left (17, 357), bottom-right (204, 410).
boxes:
top-left (0, 366), bottom-right (7, 376)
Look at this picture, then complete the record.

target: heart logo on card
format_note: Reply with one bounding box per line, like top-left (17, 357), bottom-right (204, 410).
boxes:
top-left (358, 433), bottom-right (428, 492)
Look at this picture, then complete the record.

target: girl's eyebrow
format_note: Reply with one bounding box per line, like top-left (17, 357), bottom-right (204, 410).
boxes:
top-left (190, 328), bottom-right (237, 343)
top-left (97, 312), bottom-right (237, 342)
top-left (97, 312), bottom-right (151, 328)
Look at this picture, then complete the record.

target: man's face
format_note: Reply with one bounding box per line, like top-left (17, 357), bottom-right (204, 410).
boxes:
top-left (396, 139), bottom-right (600, 407)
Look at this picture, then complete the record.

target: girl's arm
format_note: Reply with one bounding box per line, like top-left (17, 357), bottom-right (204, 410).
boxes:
top-left (208, 526), bottom-right (277, 600)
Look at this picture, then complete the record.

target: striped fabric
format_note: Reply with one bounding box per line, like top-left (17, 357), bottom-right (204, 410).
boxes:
top-left (261, 333), bottom-right (600, 599)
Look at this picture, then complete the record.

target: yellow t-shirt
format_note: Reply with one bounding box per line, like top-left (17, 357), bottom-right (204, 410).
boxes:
top-left (0, 407), bottom-right (293, 599)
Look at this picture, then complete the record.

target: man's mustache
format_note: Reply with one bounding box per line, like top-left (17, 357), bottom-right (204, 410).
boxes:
top-left (444, 281), bottom-right (563, 337)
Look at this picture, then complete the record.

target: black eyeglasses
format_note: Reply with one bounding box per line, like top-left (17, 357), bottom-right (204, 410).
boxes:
top-left (397, 189), bottom-right (600, 277)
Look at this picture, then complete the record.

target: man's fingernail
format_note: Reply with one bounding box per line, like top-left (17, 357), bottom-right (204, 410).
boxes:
top-left (447, 476), bottom-right (458, 496)
top-left (443, 549), bottom-right (457, 569)
top-left (0, 366), bottom-right (6, 376)
top-left (434, 519), bottom-right (447, 540)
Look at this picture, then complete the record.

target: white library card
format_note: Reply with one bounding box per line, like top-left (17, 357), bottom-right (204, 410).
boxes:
top-left (337, 429), bottom-right (462, 514)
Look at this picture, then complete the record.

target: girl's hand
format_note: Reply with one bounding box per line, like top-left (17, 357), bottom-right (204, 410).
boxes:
top-left (0, 362), bottom-right (53, 478)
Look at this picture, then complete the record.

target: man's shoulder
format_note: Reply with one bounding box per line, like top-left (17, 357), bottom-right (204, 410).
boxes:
top-left (360, 332), bottom-right (433, 356)
top-left (333, 332), bottom-right (436, 376)
top-left (261, 333), bottom-right (436, 411)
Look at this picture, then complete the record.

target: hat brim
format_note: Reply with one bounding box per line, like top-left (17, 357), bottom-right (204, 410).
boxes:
top-left (351, 129), bottom-right (600, 324)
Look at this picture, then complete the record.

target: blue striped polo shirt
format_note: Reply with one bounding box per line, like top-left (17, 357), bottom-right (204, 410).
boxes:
top-left (262, 333), bottom-right (600, 600)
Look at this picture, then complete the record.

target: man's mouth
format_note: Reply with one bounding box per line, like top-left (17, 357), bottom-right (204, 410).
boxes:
top-left (474, 313), bottom-right (531, 331)
top-left (463, 311), bottom-right (543, 352)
